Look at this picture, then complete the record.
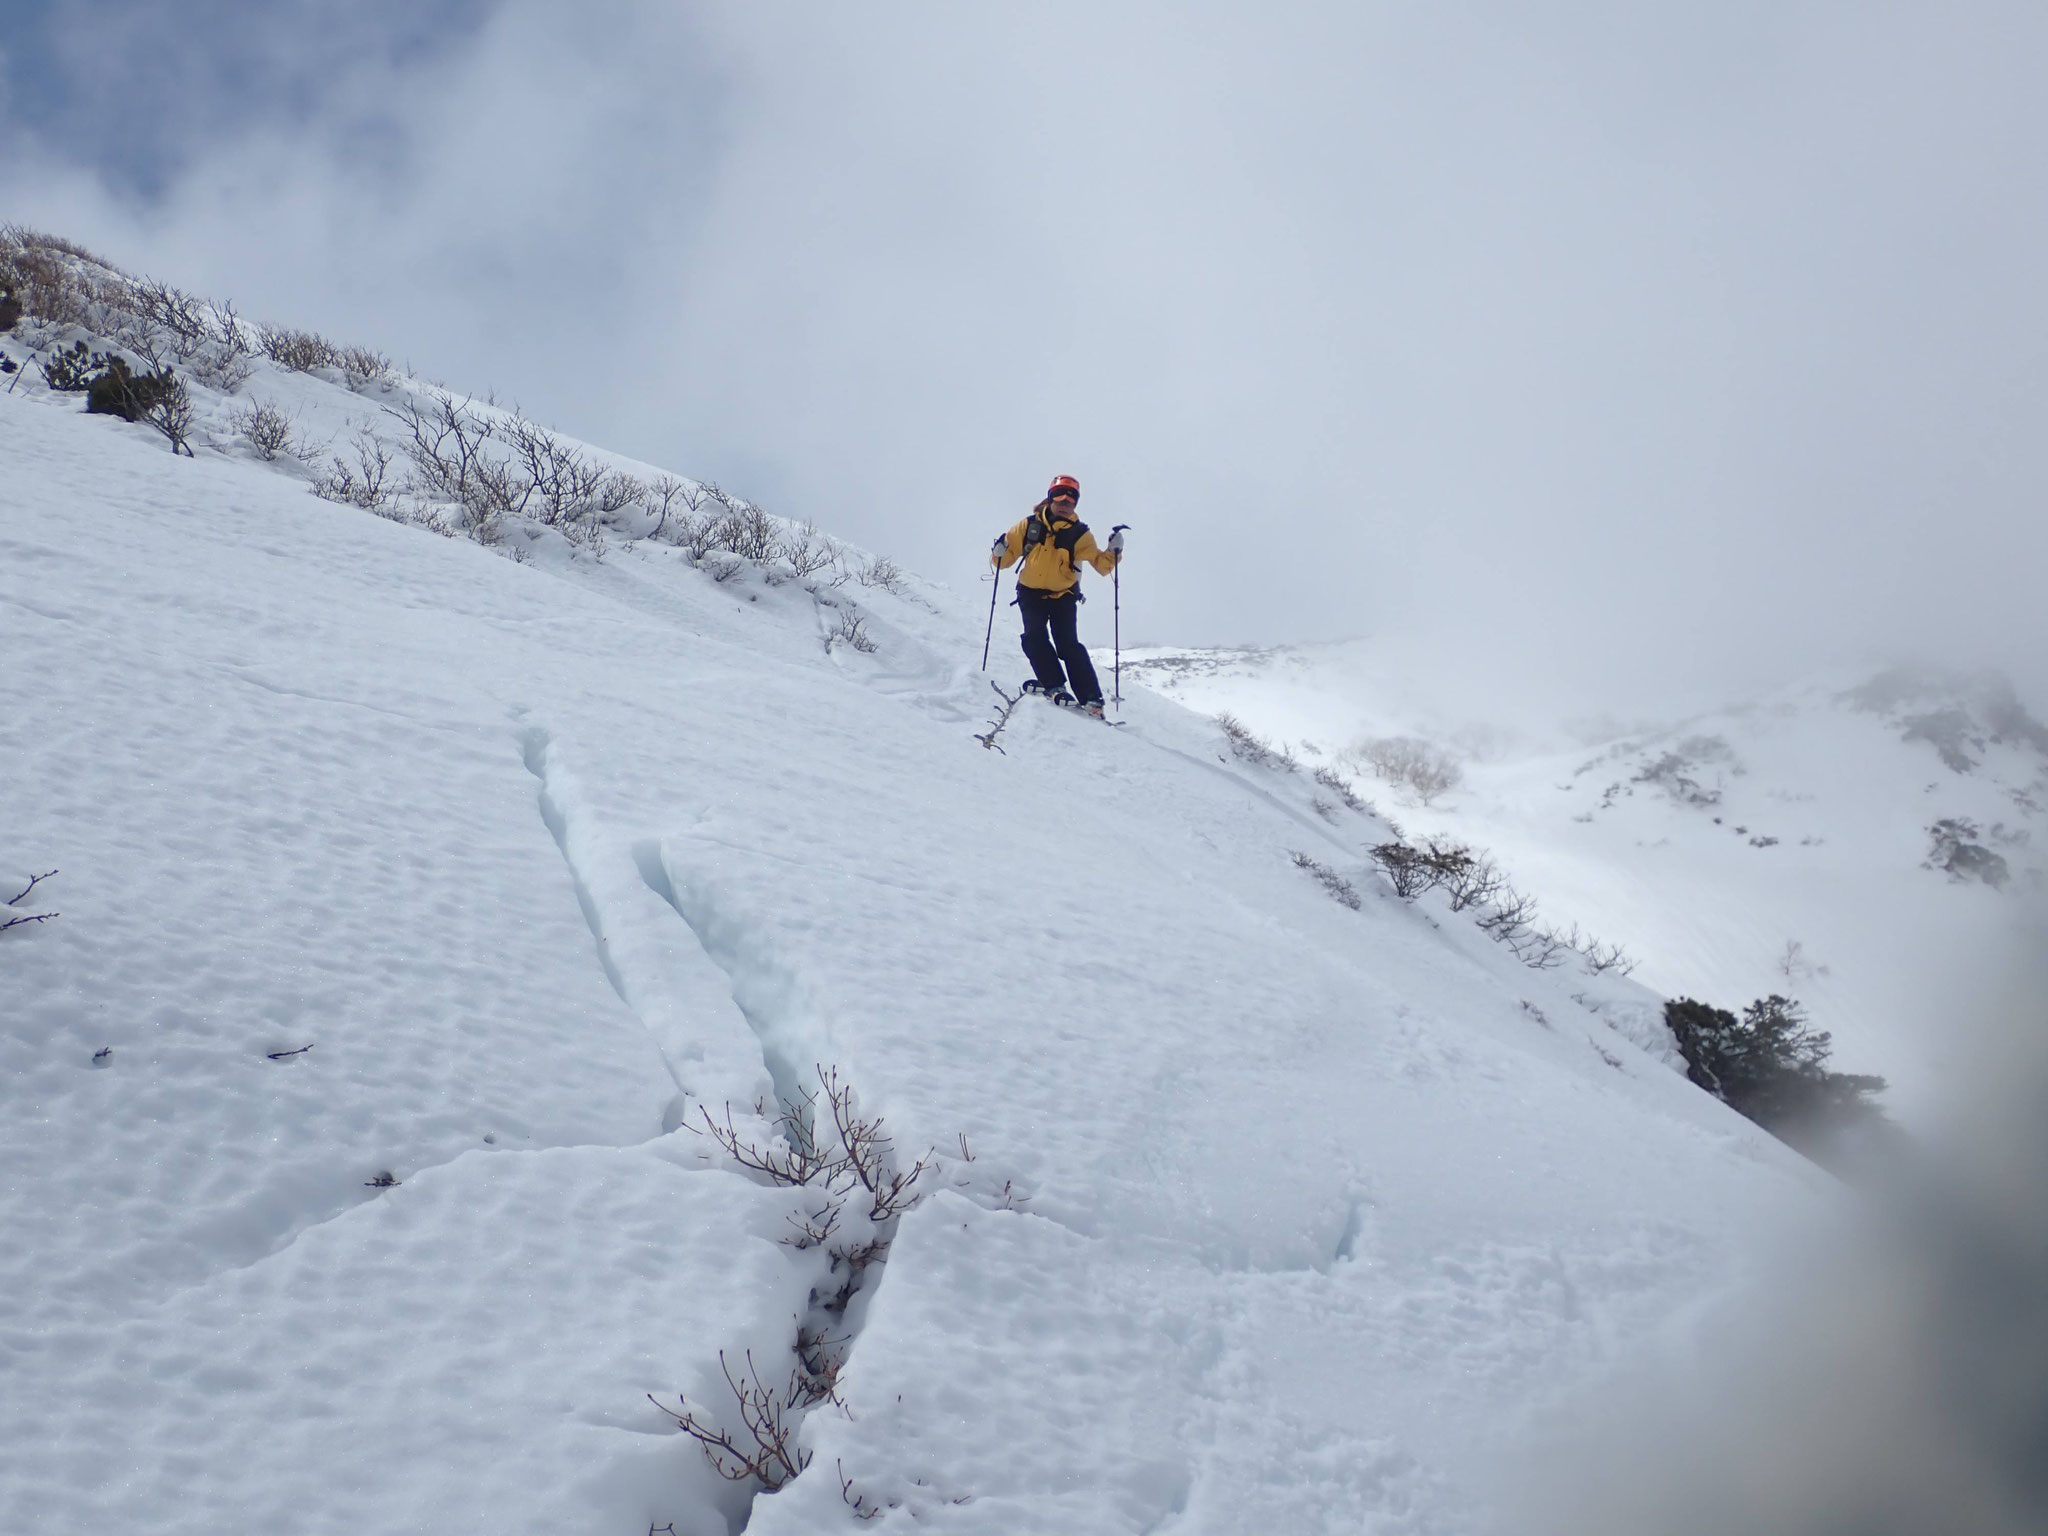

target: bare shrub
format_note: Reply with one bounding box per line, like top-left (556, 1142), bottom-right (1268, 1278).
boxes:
top-left (1505, 924), bottom-right (1572, 970)
top-left (259, 324), bottom-right (342, 374)
top-left (1476, 885), bottom-right (1540, 939)
top-left (820, 1065), bottom-right (931, 1221)
top-left (313, 432), bottom-right (396, 511)
top-left (1441, 850), bottom-right (1505, 913)
top-left (501, 414), bottom-right (608, 526)
top-left (130, 276), bottom-right (210, 352)
top-left (1290, 851), bottom-right (1363, 910)
top-left (382, 394), bottom-right (508, 534)
top-left (144, 375), bottom-right (198, 457)
top-left (1369, 837), bottom-right (1473, 899)
top-left (1217, 713), bottom-right (1297, 772)
top-left (718, 500), bottom-right (779, 560)
top-left (648, 1348), bottom-right (821, 1492)
top-left (678, 507), bottom-right (726, 559)
top-left (1580, 936), bottom-right (1637, 975)
top-left (640, 475), bottom-right (691, 539)
top-left (596, 471), bottom-right (643, 522)
top-left (829, 609), bottom-right (878, 654)
top-left (853, 555), bottom-right (908, 595)
top-left (0, 230), bottom-right (95, 328)
top-left (5, 227), bottom-right (107, 264)
top-left (780, 522), bottom-right (837, 578)
top-left (337, 344), bottom-right (391, 389)
top-left (687, 1088), bottom-right (839, 1188)
top-left (229, 399), bottom-right (300, 461)
top-left (1350, 736), bottom-right (1462, 804)
top-left (1312, 765), bottom-right (1371, 815)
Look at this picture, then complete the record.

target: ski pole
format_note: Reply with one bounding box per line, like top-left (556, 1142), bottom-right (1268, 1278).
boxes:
top-left (1109, 524), bottom-right (1130, 707)
top-left (980, 552), bottom-right (1002, 671)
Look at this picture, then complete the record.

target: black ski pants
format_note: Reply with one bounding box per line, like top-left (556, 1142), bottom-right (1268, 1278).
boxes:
top-left (1017, 587), bottom-right (1102, 705)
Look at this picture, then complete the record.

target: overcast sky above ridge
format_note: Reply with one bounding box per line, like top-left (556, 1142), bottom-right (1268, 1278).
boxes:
top-left (5, 2), bottom-right (2046, 721)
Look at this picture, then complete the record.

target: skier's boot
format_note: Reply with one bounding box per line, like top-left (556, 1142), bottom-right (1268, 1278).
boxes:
top-left (1021, 680), bottom-right (1050, 697)
top-left (1078, 699), bottom-right (1106, 719)
top-left (1050, 689), bottom-right (1075, 708)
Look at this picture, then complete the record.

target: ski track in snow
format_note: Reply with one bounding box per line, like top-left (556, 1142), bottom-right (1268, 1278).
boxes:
top-left (0, 368), bottom-right (1823, 1535)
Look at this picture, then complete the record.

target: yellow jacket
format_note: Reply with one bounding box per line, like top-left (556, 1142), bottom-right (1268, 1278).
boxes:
top-left (993, 501), bottom-right (1120, 597)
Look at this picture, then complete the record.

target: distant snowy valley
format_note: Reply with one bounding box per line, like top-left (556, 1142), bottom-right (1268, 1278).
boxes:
top-left (1125, 642), bottom-right (2046, 1117)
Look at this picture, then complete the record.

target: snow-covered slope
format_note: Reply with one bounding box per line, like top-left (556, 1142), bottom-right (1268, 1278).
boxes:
top-left (1124, 640), bottom-right (2046, 1114)
top-left (4, 362), bottom-right (1817, 1534)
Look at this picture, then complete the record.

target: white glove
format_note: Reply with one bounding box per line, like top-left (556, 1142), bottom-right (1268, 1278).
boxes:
top-left (992, 533), bottom-right (1008, 554)
top-left (1106, 529), bottom-right (1125, 554)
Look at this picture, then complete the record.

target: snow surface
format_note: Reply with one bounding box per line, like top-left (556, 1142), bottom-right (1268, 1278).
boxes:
top-left (3, 361), bottom-right (1820, 1534)
top-left (1123, 641), bottom-right (2047, 1114)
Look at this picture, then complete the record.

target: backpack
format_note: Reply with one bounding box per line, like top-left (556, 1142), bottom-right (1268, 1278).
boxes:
top-left (1022, 506), bottom-right (1088, 559)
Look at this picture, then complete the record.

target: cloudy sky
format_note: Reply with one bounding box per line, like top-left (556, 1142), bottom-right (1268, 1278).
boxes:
top-left (6, 2), bottom-right (2045, 717)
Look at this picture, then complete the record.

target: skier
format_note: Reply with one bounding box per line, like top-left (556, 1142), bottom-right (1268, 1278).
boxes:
top-left (990, 474), bottom-right (1125, 718)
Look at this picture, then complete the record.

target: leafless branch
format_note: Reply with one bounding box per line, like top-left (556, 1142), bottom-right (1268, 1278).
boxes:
top-left (640, 475), bottom-right (690, 539)
top-left (840, 1460), bottom-right (885, 1521)
top-left (975, 682), bottom-right (1023, 753)
top-left (828, 609), bottom-right (877, 655)
top-left (783, 1199), bottom-right (842, 1250)
top-left (8, 870), bottom-right (56, 907)
top-left (821, 1065), bottom-right (931, 1221)
top-left (313, 430), bottom-right (396, 511)
top-left (780, 521), bottom-right (838, 578)
top-left (648, 1349), bottom-right (815, 1491)
top-left (685, 1090), bottom-right (839, 1188)
top-left (228, 398), bottom-right (301, 461)
top-left (853, 555), bottom-right (907, 594)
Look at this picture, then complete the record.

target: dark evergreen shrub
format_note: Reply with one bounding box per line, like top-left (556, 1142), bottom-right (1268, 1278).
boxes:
top-left (1665, 994), bottom-right (1896, 1172)
top-left (84, 356), bottom-right (179, 422)
top-left (41, 339), bottom-right (102, 391)
top-left (0, 289), bottom-right (21, 332)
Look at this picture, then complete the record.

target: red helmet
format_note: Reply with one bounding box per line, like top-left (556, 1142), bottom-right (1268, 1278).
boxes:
top-left (1047, 475), bottom-right (1080, 503)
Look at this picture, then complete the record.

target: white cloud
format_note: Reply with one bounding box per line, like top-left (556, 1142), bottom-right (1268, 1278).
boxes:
top-left (6, 0), bottom-right (2046, 717)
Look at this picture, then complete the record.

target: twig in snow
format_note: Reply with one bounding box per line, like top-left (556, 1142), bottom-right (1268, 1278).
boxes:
top-left (974, 682), bottom-right (1023, 753)
top-left (266, 1043), bottom-right (314, 1060)
top-left (821, 1065), bottom-right (931, 1221)
top-left (783, 1199), bottom-right (842, 1250)
top-left (7, 870), bottom-right (56, 906)
top-left (685, 1090), bottom-right (839, 1188)
top-left (840, 1460), bottom-right (885, 1520)
top-left (648, 1349), bottom-right (816, 1490)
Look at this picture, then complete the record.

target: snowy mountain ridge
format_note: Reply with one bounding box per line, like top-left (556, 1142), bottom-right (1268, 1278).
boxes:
top-left (1123, 639), bottom-right (2046, 1111)
top-left (5, 236), bottom-right (1821, 1535)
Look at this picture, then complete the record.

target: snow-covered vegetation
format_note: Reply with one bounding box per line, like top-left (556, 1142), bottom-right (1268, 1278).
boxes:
top-left (3, 236), bottom-right (1857, 1533)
